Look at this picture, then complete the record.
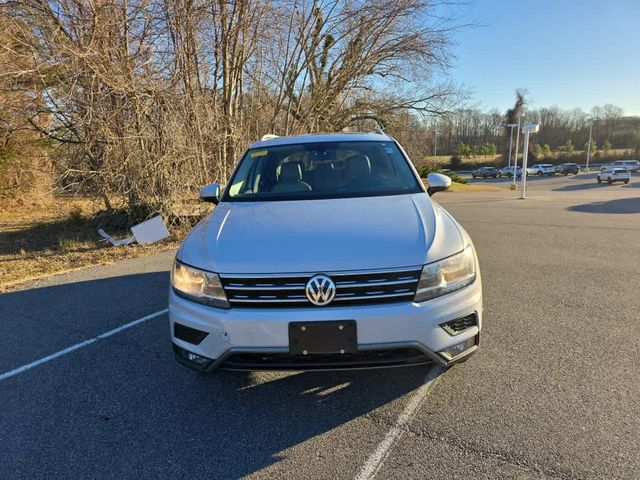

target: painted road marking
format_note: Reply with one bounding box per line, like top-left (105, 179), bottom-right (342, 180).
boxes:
top-left (355, 366), bottom-right (445, 480)
top-left (0, 309), bottom-right (168, 382)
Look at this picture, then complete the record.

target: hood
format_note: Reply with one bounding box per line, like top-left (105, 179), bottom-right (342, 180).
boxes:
top-left (178, 194), bottom-right (464, 274)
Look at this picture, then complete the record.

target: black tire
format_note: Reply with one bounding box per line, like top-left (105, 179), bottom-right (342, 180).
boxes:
top-left (607, 178), bottom-right (613, 184)
top-left (472, 174), bottom-right (476, 179)
top-left (597, 177), bottom-right (601, 184)
top-left (624, 180), bottom-right (629, 184)
top-left (537, 171), bottom-right (543, 176)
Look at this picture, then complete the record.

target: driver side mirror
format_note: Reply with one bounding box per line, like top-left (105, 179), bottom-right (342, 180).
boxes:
top-left (200, 183), bottom-right (221, 204)
top-left (427, 172), bottom-right (451, 196)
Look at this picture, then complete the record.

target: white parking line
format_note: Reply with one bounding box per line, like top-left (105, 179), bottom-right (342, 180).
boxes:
top-left (0, 308), bottom-right (168, 382)
top-left (355, 366), bottom-right (445, 480)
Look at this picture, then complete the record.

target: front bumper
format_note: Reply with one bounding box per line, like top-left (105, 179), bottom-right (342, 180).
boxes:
top-left (168, 278), bottom-right (482, 371)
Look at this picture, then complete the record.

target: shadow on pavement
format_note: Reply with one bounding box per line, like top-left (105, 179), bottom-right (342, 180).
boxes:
top-left (568, 198), bottom-right (640, 214)
top-left (553, 182), bottom-right (611, 192)
top-left (0, 272), bottom-right (442, 479)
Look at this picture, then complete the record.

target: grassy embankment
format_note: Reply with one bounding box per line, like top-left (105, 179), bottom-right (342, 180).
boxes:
top-left (0, 197), bottom-right (183, 291)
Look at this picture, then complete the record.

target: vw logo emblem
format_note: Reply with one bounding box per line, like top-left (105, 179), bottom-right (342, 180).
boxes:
top-left (305, 274), bottom-right (336, 306)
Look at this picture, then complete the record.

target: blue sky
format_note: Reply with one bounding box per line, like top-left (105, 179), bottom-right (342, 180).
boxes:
top-left (445, 0), bottom-right (640, 115)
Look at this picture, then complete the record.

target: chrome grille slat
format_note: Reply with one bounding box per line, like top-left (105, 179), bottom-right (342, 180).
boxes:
top-left (221, 267), bottom-right (422, 308)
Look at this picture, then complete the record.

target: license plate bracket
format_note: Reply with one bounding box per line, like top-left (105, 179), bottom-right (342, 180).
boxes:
top-left (289, 321), bottom-right (357, 355)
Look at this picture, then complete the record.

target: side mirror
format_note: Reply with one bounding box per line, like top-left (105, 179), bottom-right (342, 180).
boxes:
top-left (200, 183), bottom-right (221, 204)
top-left (427, 172), bottom-right (451, 196)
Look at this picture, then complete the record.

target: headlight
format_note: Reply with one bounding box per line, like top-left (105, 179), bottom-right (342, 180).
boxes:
top-left (414, 245), bottom-right (476, 302)
top-left (171, 259), bottom-right (230, 309)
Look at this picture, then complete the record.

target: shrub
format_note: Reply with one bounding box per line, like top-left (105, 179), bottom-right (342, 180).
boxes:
top-left (417, 165), bottom-right (468, 184)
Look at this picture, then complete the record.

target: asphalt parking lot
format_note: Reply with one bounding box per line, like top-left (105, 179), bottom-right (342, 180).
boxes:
top-left (1, 173), bottom-right (639, 479)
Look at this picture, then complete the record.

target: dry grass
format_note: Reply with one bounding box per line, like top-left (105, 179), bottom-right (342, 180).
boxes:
top-left (0, 196), bottom-right (185, 291)
top-left (447, 182), bottom-right (507, 192)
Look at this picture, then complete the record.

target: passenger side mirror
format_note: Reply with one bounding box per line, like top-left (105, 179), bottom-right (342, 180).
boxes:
top-left (200, 183), bottom-right (221, 204)
top-left (427, 173), bottom-right (451, 196)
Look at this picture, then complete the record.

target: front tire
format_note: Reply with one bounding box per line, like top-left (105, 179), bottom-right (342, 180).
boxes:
top-left (597, 177), bottom-right (602, 184)
top-left (472, 174), bottom-right (476, 179)
top-left (624, 180), bottom-right (629, 184)
top-left (607, 178), bottom-right (613, 184)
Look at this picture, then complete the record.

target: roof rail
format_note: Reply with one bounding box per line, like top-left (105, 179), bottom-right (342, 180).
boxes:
top-left (371, 128), bottom-right (385, 135)
top-left (261, 134), bottom-right (280, 141)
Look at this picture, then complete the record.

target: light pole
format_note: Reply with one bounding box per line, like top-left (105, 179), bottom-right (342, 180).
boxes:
top-left (512, 112), bottom-right (525, 186)
top-left (520, 123), bottom-right (540, 200)
top-left (507, 123), bottom-right (517, 168)
top-left (433, 130), bottom-right (440, 157)
top-left (586, 117), bottom-right (595, 172)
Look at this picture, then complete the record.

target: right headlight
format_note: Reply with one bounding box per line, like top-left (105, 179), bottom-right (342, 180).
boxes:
top-left (171, 259), bottom-right (230, 309)
top-left (414, 245), bottom-right (476, 302)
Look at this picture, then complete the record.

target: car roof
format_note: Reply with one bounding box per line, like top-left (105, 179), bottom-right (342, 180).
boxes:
top-left (248, 131), bottom-right (394, 149)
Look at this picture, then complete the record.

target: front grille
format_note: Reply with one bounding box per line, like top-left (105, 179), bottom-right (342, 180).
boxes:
top-left (220, 267), bottom-right (422, 308)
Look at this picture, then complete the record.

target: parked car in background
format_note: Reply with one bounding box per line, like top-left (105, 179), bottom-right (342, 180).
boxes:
top-left (471, 166), bottom-right (498, 179)
top-left (498, 166), bottom-right (522, 178)
top-left (526, 164), bottom-right (555, 176)
top-left (597, 168), bottom-right (630, 184)
top-left (601, 160), bottom-right (640, 173)
top-left (555, 163), bottom-right (580, 175)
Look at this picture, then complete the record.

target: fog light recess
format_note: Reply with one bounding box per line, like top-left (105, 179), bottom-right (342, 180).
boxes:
top-left (439, 336), bottom-right (476, 361)
top-left (173, 344), bottom-right (214, 369)
top-left (440, 314), bottom-right (478, 336)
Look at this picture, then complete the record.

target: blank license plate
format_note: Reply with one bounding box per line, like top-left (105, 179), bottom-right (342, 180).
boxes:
top-left (289, 321), bottom-right (357, 355)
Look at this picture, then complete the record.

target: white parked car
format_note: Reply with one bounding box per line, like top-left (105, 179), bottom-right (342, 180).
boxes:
top-left (170, 132), bottom-right (482, 372)
top-left (601, 160), bottom-right (640, 173)
top-left (526, 164), bottom-right (555, 176)
top-left (597, 168), bottom-right (630, 184)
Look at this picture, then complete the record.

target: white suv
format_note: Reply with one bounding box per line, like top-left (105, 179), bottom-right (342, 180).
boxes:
top-left (597, 168), bottom-right (630, 184)
top-left (170, 132), bottom-right (482, 372)
top-left (526, 164), bottom-right (555, 176)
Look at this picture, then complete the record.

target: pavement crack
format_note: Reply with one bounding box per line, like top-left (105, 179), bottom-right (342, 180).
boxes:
top-left (362, 412), bottom-right (591, 480)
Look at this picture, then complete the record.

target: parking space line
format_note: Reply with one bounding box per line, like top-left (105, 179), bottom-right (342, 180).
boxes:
top-left (0, 308), bottom-right (168, 382)
top-left (355, 366), bottom-right (445, 480)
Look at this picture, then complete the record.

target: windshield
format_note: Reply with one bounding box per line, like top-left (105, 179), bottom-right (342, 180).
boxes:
top-left (224, 141), bottom-right (422, 201)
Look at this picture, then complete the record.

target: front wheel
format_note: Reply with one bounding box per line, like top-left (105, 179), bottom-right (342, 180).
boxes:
top-left (472, 174), bottom-right (476, 179)
top-left (537, 171), bottom-right (543, 176)
top-left (607, 178), bottom-right (613, 184)
top-left (624, 180), bottom-right (629, 184)
top-left (597, 177), bottom-right (602, 183)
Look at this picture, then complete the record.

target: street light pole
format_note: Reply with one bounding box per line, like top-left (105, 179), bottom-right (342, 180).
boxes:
top-left (513, 113), bottom-right (524, 186)
top-left (507, 124), bottom-right (517, 168)
top-left (520, 123), bottom-right (540, 200)
top-left (586, 118), bottom-right (594, 172)
top-left (433, 130), bottom-right (440, 157)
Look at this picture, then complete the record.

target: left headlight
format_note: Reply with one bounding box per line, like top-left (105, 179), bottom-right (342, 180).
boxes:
top-left (171, 259), bottom-right (230, 309)
top-left (414, 245), bottom-right (476, 302)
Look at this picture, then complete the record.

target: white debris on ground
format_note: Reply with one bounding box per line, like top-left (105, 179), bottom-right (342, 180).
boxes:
top-left (98, 215), bottom-right (170, 246)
